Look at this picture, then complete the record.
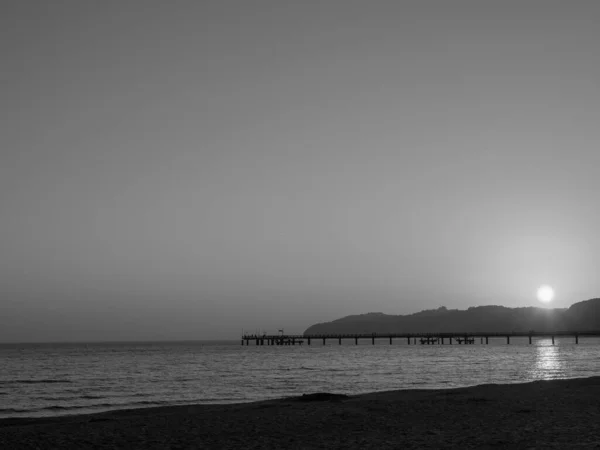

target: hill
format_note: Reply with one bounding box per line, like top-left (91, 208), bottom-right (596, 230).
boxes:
top-left (303, 298), bottom-right (600, 335)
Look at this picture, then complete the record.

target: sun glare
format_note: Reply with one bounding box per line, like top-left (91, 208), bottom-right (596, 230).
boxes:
top-left (536, 285), bottom-right (555, 303)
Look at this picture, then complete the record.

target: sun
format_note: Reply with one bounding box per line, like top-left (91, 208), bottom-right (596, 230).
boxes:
top-left (536, 285), bottom-right (555, 303)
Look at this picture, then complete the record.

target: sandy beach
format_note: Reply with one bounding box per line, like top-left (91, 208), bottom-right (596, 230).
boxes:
top-left (1, 376), bottom-right (599, 449)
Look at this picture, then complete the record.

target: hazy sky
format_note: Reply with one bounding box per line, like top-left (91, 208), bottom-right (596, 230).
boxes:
top-left (2, 1), bottom-right (600, 341)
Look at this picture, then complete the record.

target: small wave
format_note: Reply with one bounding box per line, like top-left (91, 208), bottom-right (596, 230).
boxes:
top-left (43, 405), bottom-right (75, 411)
top-left (35, 396), bottom-right (74, 402)
top-left (128, 400), bottom-right (168, 406)
top-left (0, 379), bottom-right (72, 385)
top-left (40, 392), bottom-right (154, 402)
top-left (0, 397), bottom-right (247, 417)
top-left (3, 404), bottom-right (103, 413)
top-left (18, 403), bottom-right (119, 413)
top-left (84, 398), bottom-right (244, 409)
top-left (35, 394), bottom-right (107, 401)
top-left (0, 408), bottom-right (36, 414)
top-left (121, 392), bottom-right (153, 399)
top-left (54, 400), bottom-right (174, 410)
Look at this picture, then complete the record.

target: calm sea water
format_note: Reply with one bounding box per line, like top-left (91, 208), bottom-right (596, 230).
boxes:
top-left (1, 337), bottom-right (599, 419)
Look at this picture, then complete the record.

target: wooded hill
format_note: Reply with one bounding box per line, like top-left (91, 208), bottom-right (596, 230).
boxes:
top-left (303, 298), bottom-right (600, 335)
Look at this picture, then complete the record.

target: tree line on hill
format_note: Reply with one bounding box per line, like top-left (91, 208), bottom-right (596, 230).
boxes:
top-left (303, 298), bottom-right (600, 335)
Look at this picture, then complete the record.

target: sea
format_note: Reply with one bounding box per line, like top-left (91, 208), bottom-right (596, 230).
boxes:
top-left (1, 337), bottom-right (599, 419)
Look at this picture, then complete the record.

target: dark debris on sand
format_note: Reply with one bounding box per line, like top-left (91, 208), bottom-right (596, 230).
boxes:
top-left (296, 393), bottom-right (349, 402)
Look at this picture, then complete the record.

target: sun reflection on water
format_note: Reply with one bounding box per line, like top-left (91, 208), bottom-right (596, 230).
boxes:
top-left (531, 340), bottom-right (565, 380)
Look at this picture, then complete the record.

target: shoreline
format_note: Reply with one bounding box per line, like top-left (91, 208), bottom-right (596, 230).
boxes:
top-left (2, 374), bottom-right (592, 423)
top-left (2, 376), bottom-right (600, 448)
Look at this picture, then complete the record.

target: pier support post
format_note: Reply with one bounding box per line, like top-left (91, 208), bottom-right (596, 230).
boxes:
top-left (355, 337), bottom-right (358, 345)
top-left (390, 336), bottom-right (393, 345)
top-left (407, 337), bottom-right (410, 345)
top-left (551, 336), bottom-right (554, 345)
top-left (339, 337), bottom-right (342, 345)
top-left (441, 337), bottom-right (444, 345)
top-left (372, 336), bottom-right (375, 345)
top-left (486, 337), bottom-right (488, 345)
top-left (449, 337), bottom-right (452, 345)
top-left (322, 338), bottom-right (326, 346)
top-left (575, 334), bottom-right (579, 344)
top-left (528, 335), bottom-right (532, 345)
top-left (506, 336), bottom-right (510, 345)
top-left (307, 337), bottom-right (311, 345)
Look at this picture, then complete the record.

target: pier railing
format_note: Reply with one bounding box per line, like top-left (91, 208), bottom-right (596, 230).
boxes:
top-left (241, 330), bottom-right (600, 346)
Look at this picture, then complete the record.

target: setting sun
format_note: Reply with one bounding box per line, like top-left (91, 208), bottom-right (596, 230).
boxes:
top-left (537, 285), bottom-right (555, 303)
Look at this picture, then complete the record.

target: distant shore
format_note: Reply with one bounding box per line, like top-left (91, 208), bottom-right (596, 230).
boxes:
top-left (2, 376), bottom-right (600, 449)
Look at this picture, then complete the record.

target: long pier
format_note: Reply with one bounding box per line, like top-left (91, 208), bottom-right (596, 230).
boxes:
top-left (242, 331), bottom-right (600, 346)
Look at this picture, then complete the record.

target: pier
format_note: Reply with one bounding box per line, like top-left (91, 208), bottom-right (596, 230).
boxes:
top-left (241, 331), bottom-right (600, 346)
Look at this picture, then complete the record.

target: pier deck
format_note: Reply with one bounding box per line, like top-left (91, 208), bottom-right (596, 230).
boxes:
top-left (242, 331), bottom-right (600, 346)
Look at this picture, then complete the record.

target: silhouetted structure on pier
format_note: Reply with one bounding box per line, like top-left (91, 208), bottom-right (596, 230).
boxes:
top-left (242, 331), bottom-right (600, 346)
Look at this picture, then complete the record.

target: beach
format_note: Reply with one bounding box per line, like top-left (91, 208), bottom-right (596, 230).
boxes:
top-left (1, 376), bottom-right (599, 449)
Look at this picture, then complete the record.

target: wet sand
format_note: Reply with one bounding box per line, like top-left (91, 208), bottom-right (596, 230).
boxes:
top-left (1, 376), bottom-right (600, 449)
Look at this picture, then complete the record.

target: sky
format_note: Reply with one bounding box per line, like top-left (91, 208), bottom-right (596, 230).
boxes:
top-left (1, 1), bottom-right (600, 342)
